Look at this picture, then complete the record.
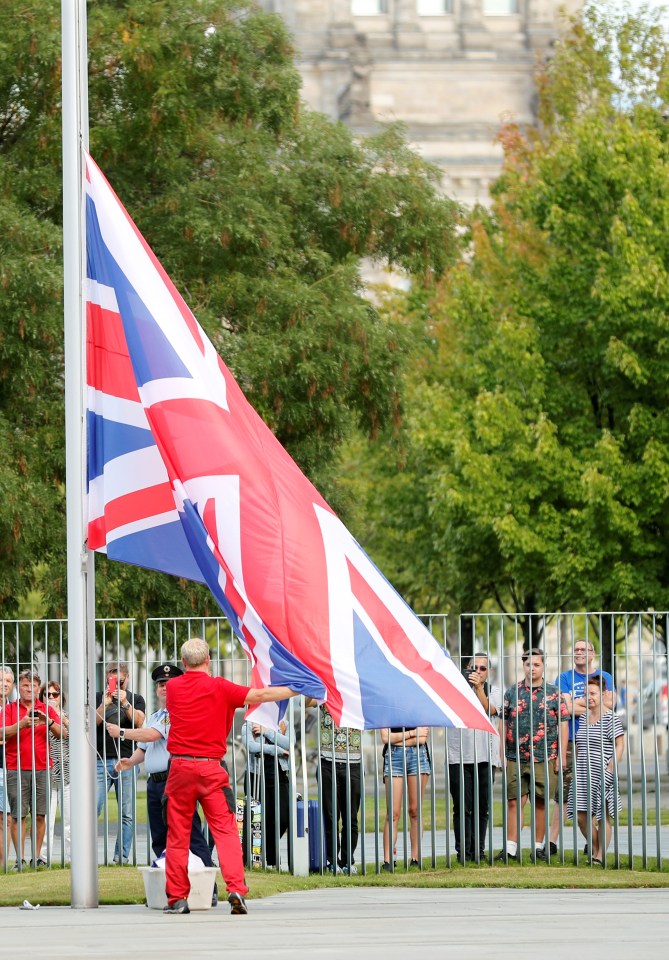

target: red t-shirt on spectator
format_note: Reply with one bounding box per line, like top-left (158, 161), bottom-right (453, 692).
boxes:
top-left (166, 671), bottom-right (250, 757)
top-left (1, 701), bottom-right (59, 771)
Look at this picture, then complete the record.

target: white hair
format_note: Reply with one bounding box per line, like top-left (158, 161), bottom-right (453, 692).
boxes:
top-left (181, 638), bottom-right (210, 667)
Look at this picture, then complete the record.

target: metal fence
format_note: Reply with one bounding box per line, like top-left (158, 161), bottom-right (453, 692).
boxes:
top-left (1, 612), bottom-right (667, 873)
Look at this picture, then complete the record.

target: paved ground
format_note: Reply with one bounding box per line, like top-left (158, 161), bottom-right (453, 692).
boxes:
top-left (0, 888), bottom-right (667, 959)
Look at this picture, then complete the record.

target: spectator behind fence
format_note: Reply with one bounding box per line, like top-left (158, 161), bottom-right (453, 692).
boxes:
top-left (95, 660), bottom-right (145, 864)
top-left (447, 653), bottom-right (501, 863)
top-left (381, 726), bottom-right (431, 870)
top-left (568, 674), bottom-right (625, 864)
top-left (498, 650), bottom-right (569, 863)
top-left (317, 703), bottom-right (362, 875)
top-left (305, 699), bottom-right (362, 874)
top-left (39, 681), bottom-right (70, 863)
top-left (107, 662), bottom-right (218, 904)
top-left (1, 667), bottom-right (15, 869)
top-left (0, 670), bottom-right (64, 869)
top-left (242, 717), bottom-right (291, 867)
top-left (549, 639), bottom-right (615, 856)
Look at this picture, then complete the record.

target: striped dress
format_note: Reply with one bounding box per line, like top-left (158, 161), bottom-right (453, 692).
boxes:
top-left (49, 714), bottom-right (70, 788)
top-left (568, 711), bottom-right (624, 821)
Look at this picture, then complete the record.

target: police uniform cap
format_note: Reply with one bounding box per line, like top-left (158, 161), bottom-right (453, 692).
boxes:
top-left (151, 663), bottom-right (183, 682)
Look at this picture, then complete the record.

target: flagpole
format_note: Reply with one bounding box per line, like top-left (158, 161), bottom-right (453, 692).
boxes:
top-left (62, 0), bottom-right (98, 908)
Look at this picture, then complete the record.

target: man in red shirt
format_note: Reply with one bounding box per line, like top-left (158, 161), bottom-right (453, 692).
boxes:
top-left (163, 638), bottom-right (299, 915)
top-left (0, 670), bottom-right (64, 869)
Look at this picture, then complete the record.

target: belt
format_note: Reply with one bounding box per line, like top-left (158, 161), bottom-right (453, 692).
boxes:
top-left (172, 755), bottom-right (222, 762)
top-left (148, 771), bottom-right (169, 783)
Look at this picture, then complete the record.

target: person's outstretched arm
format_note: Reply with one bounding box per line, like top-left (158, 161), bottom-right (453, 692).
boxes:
top-left (245, 686), bottom-right (298, 705)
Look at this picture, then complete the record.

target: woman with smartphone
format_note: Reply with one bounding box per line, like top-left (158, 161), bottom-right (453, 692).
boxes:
top-left (39, 682), bottom-right (70, 863)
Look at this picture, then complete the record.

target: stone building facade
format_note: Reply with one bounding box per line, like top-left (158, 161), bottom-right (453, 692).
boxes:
top-left (263, 1), bottom-right (579, 204)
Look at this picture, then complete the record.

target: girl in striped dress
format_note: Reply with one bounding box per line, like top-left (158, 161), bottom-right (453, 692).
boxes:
top-left (567, 675), bottom-right (624, 864)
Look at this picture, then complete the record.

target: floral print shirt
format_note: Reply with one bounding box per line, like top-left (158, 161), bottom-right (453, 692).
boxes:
top-left (502, 680), bottom-right (569, 763)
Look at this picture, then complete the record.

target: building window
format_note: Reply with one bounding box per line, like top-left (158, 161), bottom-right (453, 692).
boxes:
top-left (351, 0), bottom-right (388, 15)
top-left (417, 0), bottom-right (452, 14)
top-left (483, 0), bottom-right (519, 14)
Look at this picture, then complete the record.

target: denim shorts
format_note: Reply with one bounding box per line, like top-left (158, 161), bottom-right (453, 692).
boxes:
top-left (383, 743), bottom-right (431, 779)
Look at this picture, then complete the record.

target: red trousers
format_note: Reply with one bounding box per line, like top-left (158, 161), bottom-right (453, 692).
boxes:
top-left (164, 759), bottom-right (248, 904)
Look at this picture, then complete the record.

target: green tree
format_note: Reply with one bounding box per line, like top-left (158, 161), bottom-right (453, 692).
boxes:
top-left (348, 2), bottom-right (669, 656)
top-left (0, 0), bottom-right (458, 616)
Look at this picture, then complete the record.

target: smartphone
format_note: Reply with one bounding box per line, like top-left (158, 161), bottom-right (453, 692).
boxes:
top-left (107, 675), bottom-right (118, 695)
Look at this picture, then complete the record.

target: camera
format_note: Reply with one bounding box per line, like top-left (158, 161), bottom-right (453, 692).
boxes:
top-left (107, 676), bottom-right (118, 695)
top-left (463, 667), bottom-right (474, 684)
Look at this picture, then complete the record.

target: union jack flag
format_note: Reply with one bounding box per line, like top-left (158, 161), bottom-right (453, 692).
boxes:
top-left (85, 151), bottom-right (493, 733)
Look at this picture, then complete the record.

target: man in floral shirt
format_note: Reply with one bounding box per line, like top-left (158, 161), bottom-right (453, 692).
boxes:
top-left (497, 649), bottom-right (568, 863)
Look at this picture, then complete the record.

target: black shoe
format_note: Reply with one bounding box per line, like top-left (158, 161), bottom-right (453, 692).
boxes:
top-left (535, 847), bottom-right (548, 862)
top-left (163, 899), bottom-right (190, 914)
top-left (211, 883), bottom-right (218, 908)
top-left (11, 860), bottom-right (27, 872)
top-left (583, 844), bottom-right (589, 856)
top-left (494, 850), bottom-right (517, 863)
top-left (381, 861), bottom-right (394, 872)
top-left (409, 859), bottom-right (420, 868)
top-left (228, 892), bottom-right (248, 915)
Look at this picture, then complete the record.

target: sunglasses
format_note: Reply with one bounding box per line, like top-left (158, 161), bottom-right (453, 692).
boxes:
top-left (471, 665), bottom-right (488, 672)
top-left (48, 691), bottom-right (59, 698)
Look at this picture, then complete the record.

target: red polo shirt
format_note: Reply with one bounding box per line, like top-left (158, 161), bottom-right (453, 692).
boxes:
top-left (1, 701), bottom-right (59, 771)
top-left (166, 671), bottom-right (250, 757)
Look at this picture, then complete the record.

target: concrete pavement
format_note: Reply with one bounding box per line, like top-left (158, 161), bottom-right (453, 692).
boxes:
top-left (1, 888), bottom-right (667, 959)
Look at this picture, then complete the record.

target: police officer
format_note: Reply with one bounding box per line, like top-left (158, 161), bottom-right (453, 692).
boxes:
top-left (107, 663), bottom-right (218, 904)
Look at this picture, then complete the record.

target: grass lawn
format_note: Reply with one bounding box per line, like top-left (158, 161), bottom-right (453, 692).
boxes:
top-left (1, 855), bottom-right (668, 907)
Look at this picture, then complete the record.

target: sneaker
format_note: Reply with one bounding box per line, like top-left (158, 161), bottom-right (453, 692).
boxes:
top-left (340, 864), bottom-right (357, 875)
top-left (409, 859), bottom-right (420, 868)
top-left (163, 899), bottom-right (190, 914)
top-left (583, 844), bottom-right (589, 856)
top-left (535, 847), bottom-right (549, 862)
top-left (381, 861), bottom-right (394, 872)
top-left (11, 860), bottom-right (27, 872)
top-left (326, 862), bottom-right (342, 874)
top-left (228, 892), bottom-right (248, 915)
top-left (32, 858), bottom-right (48, 868)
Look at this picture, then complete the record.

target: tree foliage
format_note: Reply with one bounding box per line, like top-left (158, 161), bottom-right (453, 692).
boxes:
top-left (0, 0), bottom-right (458, 617)
top-left (347, 2), bottom-right (669, 642)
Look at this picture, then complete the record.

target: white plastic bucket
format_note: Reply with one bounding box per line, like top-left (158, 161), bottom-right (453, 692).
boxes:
top-left (139, 866), bottom-right (218, 911)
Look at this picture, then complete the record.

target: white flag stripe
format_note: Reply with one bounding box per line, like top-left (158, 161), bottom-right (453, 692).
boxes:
top-left (88, 445), bottom-right (171, 521)
top-left (314, 504), bottom-right (364, 723)
top-left (105, 510), bottom-right (179, 545)
top-left (87, 387), bottom-right (150, 431)
top-left (141, 377), bottom-right (229, 412)
top-left (85, 277), bottom-right (119, 313)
